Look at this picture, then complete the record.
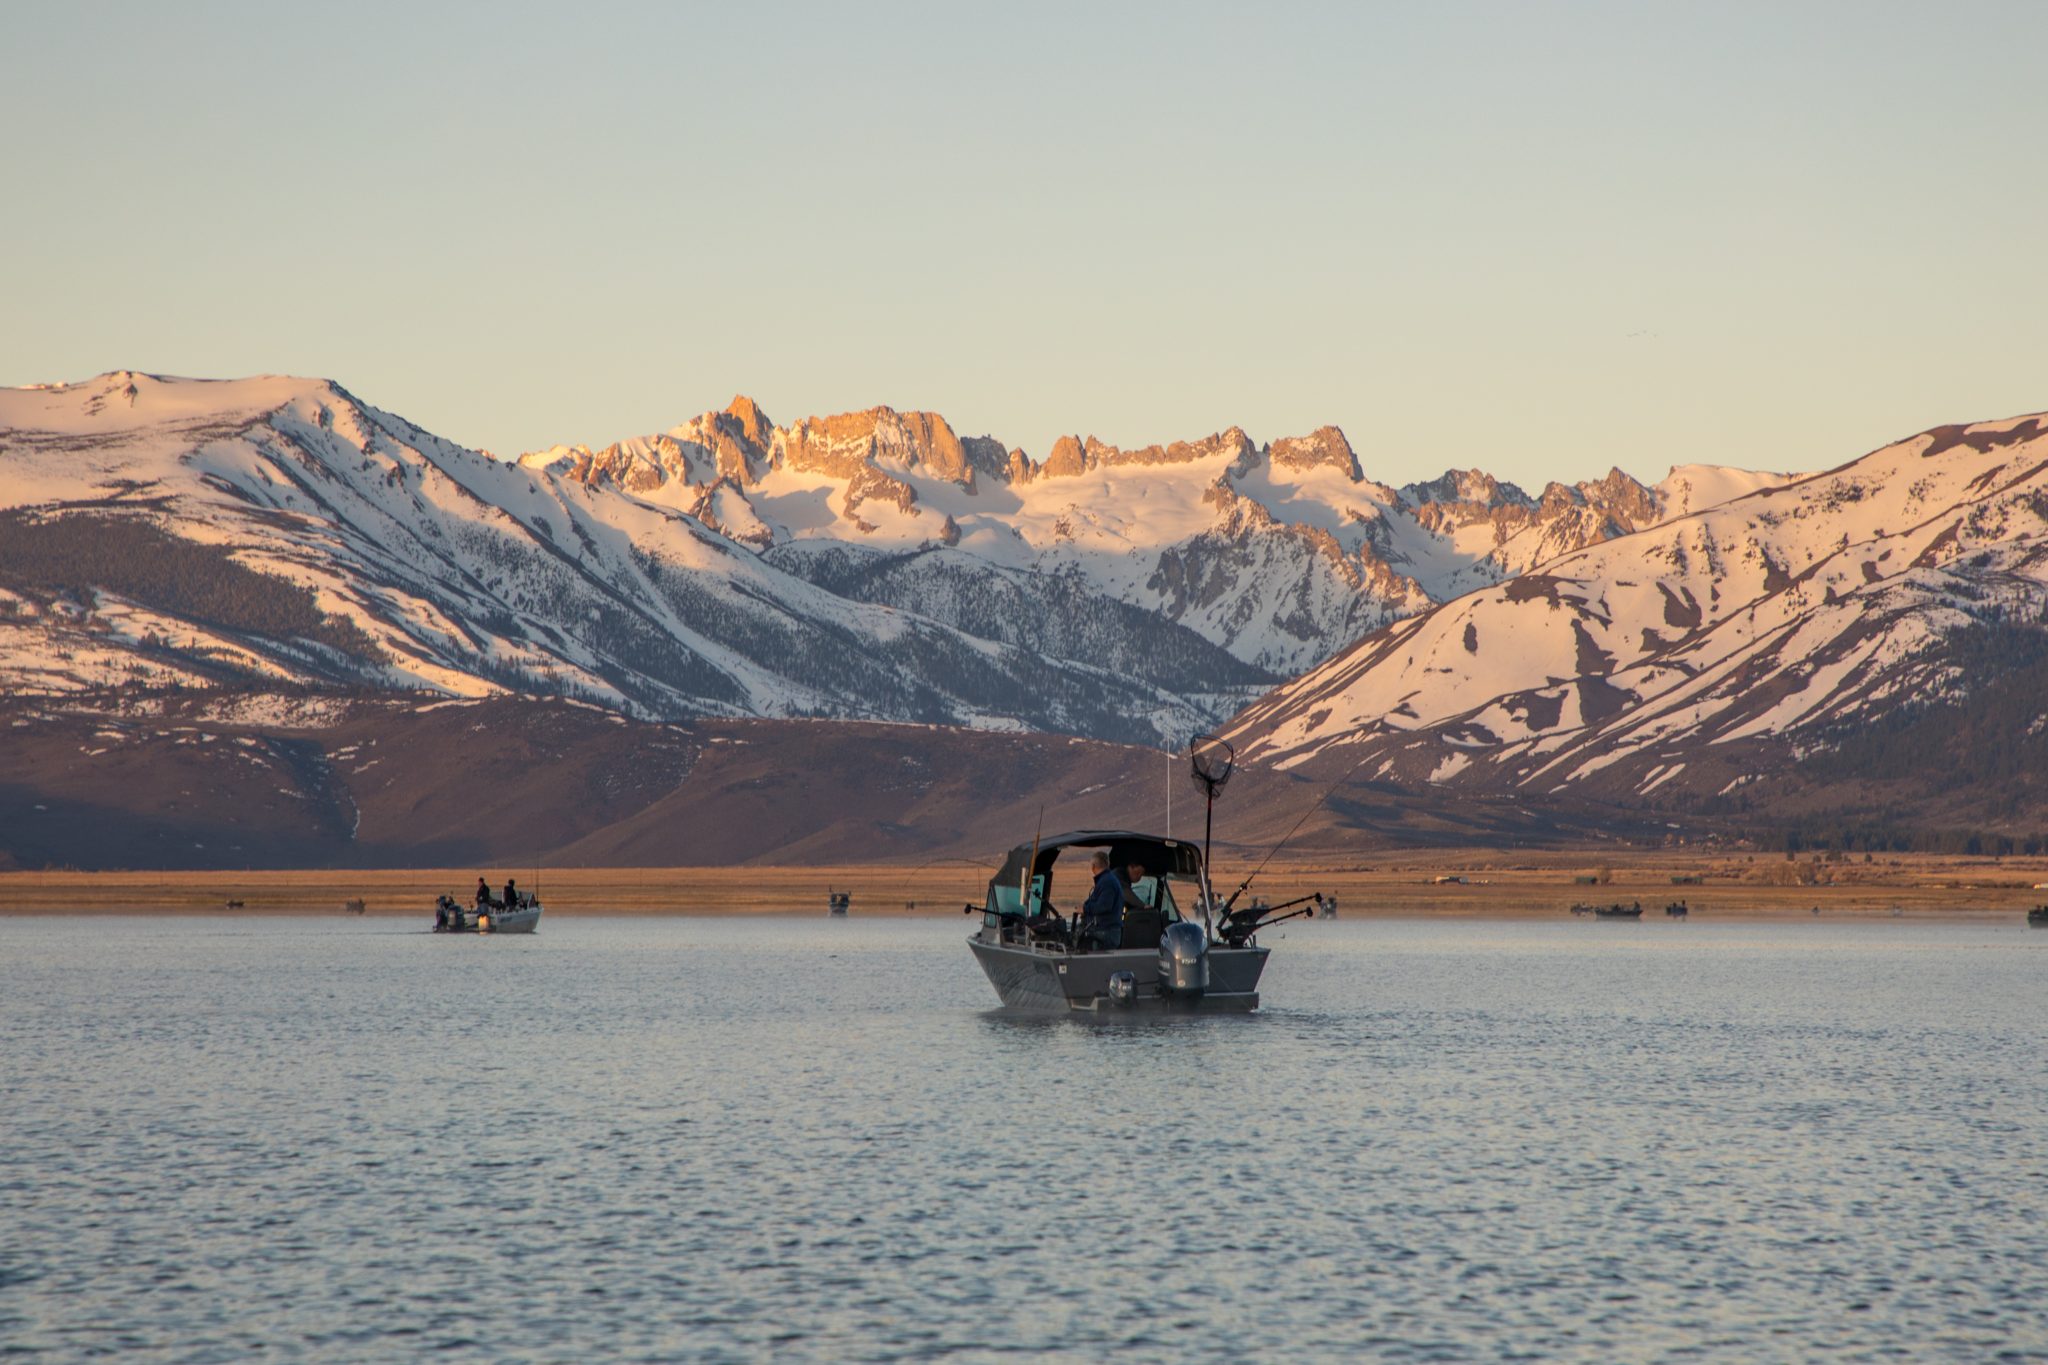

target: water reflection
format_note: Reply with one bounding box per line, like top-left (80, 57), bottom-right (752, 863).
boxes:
top-left (1, 915), bottom-right (2043, 1361)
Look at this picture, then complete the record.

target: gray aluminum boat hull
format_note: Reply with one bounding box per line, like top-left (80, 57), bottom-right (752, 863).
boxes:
top-left (968, 936), bottom-right (1266, 1012)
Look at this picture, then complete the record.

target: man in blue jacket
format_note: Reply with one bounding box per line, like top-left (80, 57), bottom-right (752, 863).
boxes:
top-left (1079, 850), bottom-right (1145, 951)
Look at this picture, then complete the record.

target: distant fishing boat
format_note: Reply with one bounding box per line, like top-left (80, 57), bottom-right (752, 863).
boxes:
top-left (342, 898), bottom-right (366, 915)
top-left (431, 892), bottom-right (541, 934)
top-left (1569, 901), bottom-right (1642, 918)
top-left (1665, 900), bottom-right (1689, 918)
top-left (2028, 906), bottom-right (2048, 929)
top-left (827, 889), bottom-right (851, 917)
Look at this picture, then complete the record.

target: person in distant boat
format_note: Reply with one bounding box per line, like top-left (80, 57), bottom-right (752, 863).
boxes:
top-left (503, 878), bottom-right (518, 911)
top-left (475, 877), bottom-right (491, 910)
top-left (1079, 851), bottom-right (1144, 951)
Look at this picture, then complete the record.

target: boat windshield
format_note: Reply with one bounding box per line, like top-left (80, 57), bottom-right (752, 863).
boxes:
top-left (986, 874), bottom-right (1049, 921)
top-left (983, 866), bottom-right (1187, 927)
top-left (1130, 874), bottom-right (1182, 921)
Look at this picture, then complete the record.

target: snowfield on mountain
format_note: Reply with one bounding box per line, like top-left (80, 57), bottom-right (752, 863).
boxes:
top-left (1225, 412), bottom-right (2048, 804)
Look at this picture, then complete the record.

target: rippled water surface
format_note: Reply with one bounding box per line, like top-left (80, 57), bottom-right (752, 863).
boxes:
top-left (4, 914), bottom-right (2046, 1362)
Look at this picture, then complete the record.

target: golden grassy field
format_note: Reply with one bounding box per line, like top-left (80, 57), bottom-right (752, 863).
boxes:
top-left (2, 849), bottom-right (2045, 918)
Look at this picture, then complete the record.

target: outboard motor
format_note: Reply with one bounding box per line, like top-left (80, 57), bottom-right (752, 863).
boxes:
top-left (1158, 920), bottom-right (1209, 996)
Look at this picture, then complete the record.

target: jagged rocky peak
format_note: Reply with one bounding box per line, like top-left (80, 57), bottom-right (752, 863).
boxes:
top-left (1038, 427), bottom-right (1258, 479)
top-left (1267, 425), bottom-right (1362, 481)
top-left (522, 431), bottom-right (693, 495)
top-left (721, 394), bottom-right (772, 447)
top-left (1531, 467), bottom-right (1654, 521)
top-left (1095, 426), bottom-right (1256, 471)
top-left (1580, 466), bottom-right (1656, 522)
top-left (778, 406), bottom-right (991, 491)
top-left (1402, 468), bottom-right (1534, 509)
top-left (697, 395), bottom-right (775, 484)
top-left (1042, 435), bottom-right (1087, 479)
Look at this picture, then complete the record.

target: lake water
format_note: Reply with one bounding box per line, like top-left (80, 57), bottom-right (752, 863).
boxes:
top-left (3, 915), bottom-right (2045, 1362)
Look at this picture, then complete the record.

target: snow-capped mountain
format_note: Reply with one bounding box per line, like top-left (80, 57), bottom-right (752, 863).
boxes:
top-left (1224, 413), bottom-right (2048, 805)
top-left (527, 400), bottom-right (1787, 674)
top-left (9, 372), bottom-right (2047, 862)
top-left (0, 373), bottom-right (1266, 745)
top-left (0, 373), bottom-right (1791, 749)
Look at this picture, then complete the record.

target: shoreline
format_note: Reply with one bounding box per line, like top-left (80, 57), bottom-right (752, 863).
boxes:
top-left (2, 853), bottom-right (2043, 919)
top-left (0, 908), bottom-right (2034, 922)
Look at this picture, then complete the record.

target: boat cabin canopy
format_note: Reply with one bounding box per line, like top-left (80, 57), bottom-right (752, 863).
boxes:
top-left (987, 826), bottom-right (1204, 912)
top-left (991, 830), bottom-right (1203, 892)
top-left (984, 831), bottom-right (1206, 926)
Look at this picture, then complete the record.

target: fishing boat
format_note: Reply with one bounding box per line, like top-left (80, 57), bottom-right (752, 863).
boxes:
top-left (1593, 902), bottom-right (1644, 920)
top-left (964, 830), bottom-right (1298, 1011)
top-left (827, 889), bottom-right (851, 917)
top-left (1665, 900), bottom-right (1689, 918)
top-left (2028, 905), bottom-right (2048, 929)
top-left (431, 893), bottom-right (542, 934)
top-left (962, 738), bottom-right (1311, 1013)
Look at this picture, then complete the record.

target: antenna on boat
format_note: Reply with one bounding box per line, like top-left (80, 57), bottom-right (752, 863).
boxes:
top-left (1189, 734), bottom-right (1234, 935)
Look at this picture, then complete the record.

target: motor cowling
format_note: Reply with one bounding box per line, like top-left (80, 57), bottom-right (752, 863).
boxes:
top-left (1158, 921), bottom-right (1209, 995)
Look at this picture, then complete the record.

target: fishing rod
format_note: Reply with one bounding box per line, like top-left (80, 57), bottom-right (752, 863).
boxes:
top-left (1216, 891), bottom-right (1321, 938)
top-left (1216, 903), bottom-right (1319, 947)
top-left (1225, 891), bottom-right (1321, 918)
top-left (1220, 741), bottom-right (1381, 915)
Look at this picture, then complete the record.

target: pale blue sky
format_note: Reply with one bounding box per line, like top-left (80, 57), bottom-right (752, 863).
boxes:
top-left (5, 1), bottom-right (2045, 487)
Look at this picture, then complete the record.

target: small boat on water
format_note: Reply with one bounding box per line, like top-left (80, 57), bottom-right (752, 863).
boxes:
top-left (1318, 892), bottom-right (1337, 919)
top-left (827, 889), bottom-right (851, 917)
top-left (1666, 900), bottom-right (1689, 918)
top-left (964, 737), bottom-right (1311, 1013)
top-left (432, 893), bottom-right (542, 934)
top-left (342, 898), bottom-right (366, 915)
top-left (2028, 906), bottom-right (2048, 929)
top-left (1570, 901), bottom-right (1642, 918)
top-left (965, 830), bottom-right (1303, 1012)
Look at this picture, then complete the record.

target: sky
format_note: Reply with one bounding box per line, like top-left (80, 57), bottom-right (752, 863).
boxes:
top-left (5, 1), bottom-right (2047, 489)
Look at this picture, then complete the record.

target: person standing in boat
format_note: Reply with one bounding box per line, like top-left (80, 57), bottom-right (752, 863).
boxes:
top-left (503, 878), bottom-right (519, 911)
top-left (475, 877), bottom-right (492, 911)
top-left (1079, 851), bottom-right (1144, 951)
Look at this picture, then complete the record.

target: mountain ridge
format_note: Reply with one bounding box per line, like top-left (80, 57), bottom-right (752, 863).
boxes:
top-left (1, 370), bottom-right (1794, 734)
top-left (524, 390), bottom-right (1799, 673)
top-left (5, 371), bottom-right (2048, 866)
top-left (1224, 409), bottom-right (2048, 815)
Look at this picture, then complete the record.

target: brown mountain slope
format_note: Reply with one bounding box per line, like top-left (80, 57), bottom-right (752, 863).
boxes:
top-left (0, 689), bottom-right (1694, 871)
